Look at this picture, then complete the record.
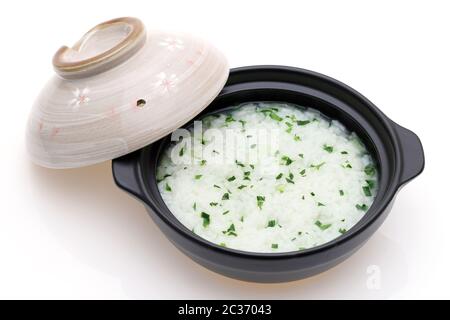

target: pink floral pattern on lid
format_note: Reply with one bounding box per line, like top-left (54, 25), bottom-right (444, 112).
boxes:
top-left (69, 87), bottom-right (90, 111)
top-left (50, 127), bottom-right (60, 137)
top-left (153, 72), bottom-right (178, 95)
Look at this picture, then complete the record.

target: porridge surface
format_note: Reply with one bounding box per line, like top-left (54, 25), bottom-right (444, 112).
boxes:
top-left (157, 102), bottom-right (378, 253)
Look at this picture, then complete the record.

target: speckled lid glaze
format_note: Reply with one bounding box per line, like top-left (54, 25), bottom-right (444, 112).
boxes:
top-left (26, 17), bottom-right (229, 168)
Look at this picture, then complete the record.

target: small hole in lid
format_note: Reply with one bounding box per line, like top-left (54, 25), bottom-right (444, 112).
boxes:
top-left (136, 99), bottom-right (146, 108)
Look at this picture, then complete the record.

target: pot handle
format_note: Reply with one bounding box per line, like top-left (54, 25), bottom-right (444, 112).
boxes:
top-left (112, 151), bottom-right (146, 201)
top-left (393, 122), bottom-right (425, 185)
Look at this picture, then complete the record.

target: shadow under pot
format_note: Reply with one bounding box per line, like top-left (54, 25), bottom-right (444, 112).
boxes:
top-left (112, 65), bottom-right (424, 283)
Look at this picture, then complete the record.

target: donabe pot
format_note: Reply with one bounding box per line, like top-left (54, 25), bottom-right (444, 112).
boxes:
top-left (112, 66), bottom-right (424, 283)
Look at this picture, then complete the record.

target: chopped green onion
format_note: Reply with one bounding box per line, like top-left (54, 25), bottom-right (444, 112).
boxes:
top-left (267, 220), bottom-right (277, 228)
top-left (269, 112), bottom-right (283, 121)
top-left (225, 114), bottom-right (235, 123)
top-left (226, 223), bottom-right (235, 233)
top-left (201, 212), bottom-right (210, 227)
top-left (165, 183), bottom-right (172, 192)
top-left (222, 193), bottom-right (230, 200)
top-left (315, 220), bottom-right (332, 230)
top-left (157, 174), bottom-right (171, 183)
top-left (297, 120), bottom-right (311, 126)
top-left (285, 122), bottom-right (293, 133)
top-left (286, 178), bottom-right (295, 184)
top-left (235, 160), bottom-right (245, 167)
top-left (271, 244), bottom-right (279, 249)
top-left (195, 174), bottom-right (202, 180)
top-left (342, 161), bottom-right (352, 169)
top-left (287, 114), bottom-right (297, 122)
top-left (339, 190), bottom-right (344, 196)
top-left (339, 228), bottom-right (347, 234)
top-left (257, 195), bottom-right (265, 209)
top-left (227, 176), bottom-right (236, 182)
top-left (366, 180), bottom-right (376, 189)
top-left (209, 202), bottom-right (218, 206)
top-left (310, 162), bottom-right (326, 170)
top-left (356, 204), bottom-right (368, 211)
top-left (281, 155), bottom-right (294, 165)
top-left (238, 185), bottom-right (247, 190)
top-left (362, 186), bottom-right (372, 197)
top-left (364, 164), bottom-right (376, 176)
top-left (276, 173), bottom-right (283, 180)
top-left (323, 144), bottom-right (334, 153)
top-left (261, 109), bottom-right (283, 121)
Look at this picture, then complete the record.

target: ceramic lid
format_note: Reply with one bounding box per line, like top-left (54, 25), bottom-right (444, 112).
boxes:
top-left (26, 17), bottom-right (229, 168)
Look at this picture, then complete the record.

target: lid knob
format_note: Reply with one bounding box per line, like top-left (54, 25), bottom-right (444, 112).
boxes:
top-left (52, 17), bottom-right (146, 79)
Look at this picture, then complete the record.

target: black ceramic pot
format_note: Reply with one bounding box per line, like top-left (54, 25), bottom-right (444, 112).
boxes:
top-left (112, 66), bottom-right (424, 283)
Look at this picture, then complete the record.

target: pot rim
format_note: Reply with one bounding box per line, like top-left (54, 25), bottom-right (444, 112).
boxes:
top-left (114, 65), bottom-right (422, 260)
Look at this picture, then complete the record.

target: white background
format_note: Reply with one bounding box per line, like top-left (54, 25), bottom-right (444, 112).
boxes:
top-left (0, 0), bottom-right (448, 299)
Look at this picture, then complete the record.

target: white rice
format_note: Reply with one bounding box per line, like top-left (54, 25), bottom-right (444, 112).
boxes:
top-left (157, 102), bottom-right (378, 253)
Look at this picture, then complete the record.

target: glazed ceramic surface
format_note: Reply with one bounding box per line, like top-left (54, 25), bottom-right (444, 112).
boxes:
top-left (26, 17), bottom-right (228, 168)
